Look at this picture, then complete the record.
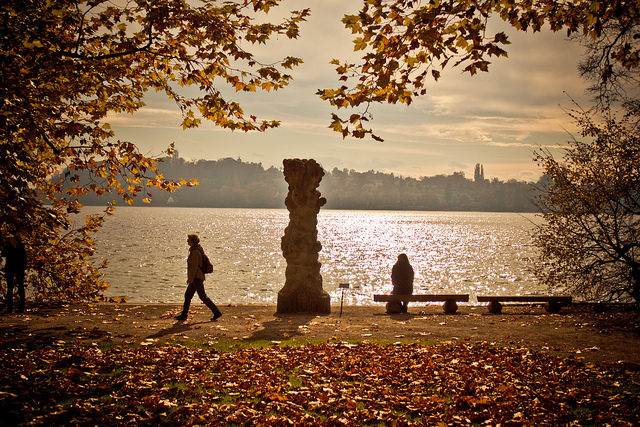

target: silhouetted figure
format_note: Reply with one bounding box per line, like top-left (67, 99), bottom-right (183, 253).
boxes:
top-left (175, 234), bottom-right (222, 321)
top-left (391, 253), bottom-right (414, 313)
top-left (2, 234), bottom-right (27, 314)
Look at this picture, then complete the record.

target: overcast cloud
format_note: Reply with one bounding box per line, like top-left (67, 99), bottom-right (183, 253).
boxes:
top-left (109, 0), bottom-right (592, 181)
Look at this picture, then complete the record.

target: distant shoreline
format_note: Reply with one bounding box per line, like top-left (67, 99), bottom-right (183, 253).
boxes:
top-left (72, 204), bottom-right (541, 214)
top-left (55, 157), bottom-right (541, 212)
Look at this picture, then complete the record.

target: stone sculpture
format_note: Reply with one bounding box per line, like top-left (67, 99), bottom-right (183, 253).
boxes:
top-left (277, 158), bottom-right (331, 313)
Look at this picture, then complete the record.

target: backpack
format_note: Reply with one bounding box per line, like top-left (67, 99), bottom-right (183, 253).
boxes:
top-left (199, 249), bottom-right (214, 274)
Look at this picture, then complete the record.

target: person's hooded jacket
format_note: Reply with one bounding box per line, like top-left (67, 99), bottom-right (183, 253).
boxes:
top-left (187, 245), bottom-right (206, 284)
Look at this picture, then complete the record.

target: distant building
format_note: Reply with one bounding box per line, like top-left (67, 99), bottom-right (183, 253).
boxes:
top-left (474, 163), bottom-right (485, 183)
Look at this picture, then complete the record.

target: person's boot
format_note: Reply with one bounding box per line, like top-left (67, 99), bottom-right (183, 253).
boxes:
top-left (211, 306), bottom-right (222, 321)
top-left (175, 299), bottom-right (191, 320)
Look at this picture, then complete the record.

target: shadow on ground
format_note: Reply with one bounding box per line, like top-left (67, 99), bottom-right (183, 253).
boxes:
top-left (249, 313), bottom-right (323, 341)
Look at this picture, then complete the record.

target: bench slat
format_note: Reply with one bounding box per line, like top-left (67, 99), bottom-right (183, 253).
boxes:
top-left (477, 295), bottom-right (572, 303)
top-left (374, 294), bottom-right (469, 303)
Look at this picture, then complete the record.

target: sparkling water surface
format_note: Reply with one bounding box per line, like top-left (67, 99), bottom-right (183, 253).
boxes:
top-left (81, 207), bottom-right (544, 305)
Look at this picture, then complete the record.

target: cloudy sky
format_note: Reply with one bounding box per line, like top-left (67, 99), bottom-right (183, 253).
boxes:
top-left (109, 0), bottom-right (591, 182)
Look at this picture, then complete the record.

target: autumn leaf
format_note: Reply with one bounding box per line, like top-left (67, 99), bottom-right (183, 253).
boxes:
top-left (0, 341), bottom-right (637, 426)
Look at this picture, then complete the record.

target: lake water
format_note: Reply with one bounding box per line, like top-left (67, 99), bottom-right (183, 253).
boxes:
top-left (80, 207), bottom-right (546, 305)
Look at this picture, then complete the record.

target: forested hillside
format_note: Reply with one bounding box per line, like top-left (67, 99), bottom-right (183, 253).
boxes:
top-left (71, 157), bottom-right (542, 212)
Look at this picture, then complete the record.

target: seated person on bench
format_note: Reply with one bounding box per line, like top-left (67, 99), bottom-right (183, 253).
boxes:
top-left (391, 253), bottom-right (414, 313)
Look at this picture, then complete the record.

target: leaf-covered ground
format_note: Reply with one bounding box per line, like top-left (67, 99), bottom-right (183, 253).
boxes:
top-left (0, 341), bottom-right (637, 426)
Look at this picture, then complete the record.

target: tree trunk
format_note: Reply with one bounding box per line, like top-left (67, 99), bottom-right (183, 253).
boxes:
top-left (277, 159), bottom-right (331, 314)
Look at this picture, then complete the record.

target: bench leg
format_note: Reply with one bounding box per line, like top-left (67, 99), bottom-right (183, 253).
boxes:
top-left (487, 301), bottom-right (502, 314)
top-left (443, 300), bottom-right (458, 314)
top-left (544, 301), bottom-right (562, 313)
top-left (386, 301), bottom-right (404, 314)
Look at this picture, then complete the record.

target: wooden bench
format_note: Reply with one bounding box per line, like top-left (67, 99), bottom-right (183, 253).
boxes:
top-left (476, 295), bottom-right (572, 314)
top-left (374, 294), bottom-right (470, 314)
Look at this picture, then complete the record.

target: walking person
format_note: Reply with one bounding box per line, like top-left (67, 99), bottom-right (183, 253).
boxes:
top-left (175, 234), bottom-right (222, 321)
top-left (391, 253), bottom-right (414, 313)
top-left (2, 234), bottom-right (27, 314)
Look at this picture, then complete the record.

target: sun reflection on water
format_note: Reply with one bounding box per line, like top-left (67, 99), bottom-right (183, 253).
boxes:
top-left (88, 207), bottom-right (544, 305)
top-left (318, 210), bottom-right (543, 305)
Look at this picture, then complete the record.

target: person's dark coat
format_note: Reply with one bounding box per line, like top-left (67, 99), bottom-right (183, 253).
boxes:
top-left (391, 254), bottom-right (414, 295)
top-left (2, 239), bottom-right (27, 273)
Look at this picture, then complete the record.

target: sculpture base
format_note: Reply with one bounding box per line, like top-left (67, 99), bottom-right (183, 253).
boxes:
top-left (276, 289), bottom-right (331, 314)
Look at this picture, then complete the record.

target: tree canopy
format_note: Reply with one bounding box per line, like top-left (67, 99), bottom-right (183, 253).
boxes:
top-left (1, 0), bottom-right (308, 301)
top-left (319, 0), bottom-right (640, 140)
top-left (534, 105), bottom-right (640, 302)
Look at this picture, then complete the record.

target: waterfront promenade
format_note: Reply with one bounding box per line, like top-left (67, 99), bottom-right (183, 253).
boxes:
top-left (0, 303), bottom-right (637, 368)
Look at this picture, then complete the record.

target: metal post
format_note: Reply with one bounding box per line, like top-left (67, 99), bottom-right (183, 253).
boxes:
top-left (339, 283), bottom-right (349, 317)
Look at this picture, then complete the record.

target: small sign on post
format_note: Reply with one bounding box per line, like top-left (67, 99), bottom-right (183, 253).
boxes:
top-left (339, 283), bottom-right (349, 317)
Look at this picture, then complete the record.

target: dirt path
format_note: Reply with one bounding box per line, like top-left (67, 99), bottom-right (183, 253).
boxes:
top-left (1, 303), bottom-right (638, 369)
